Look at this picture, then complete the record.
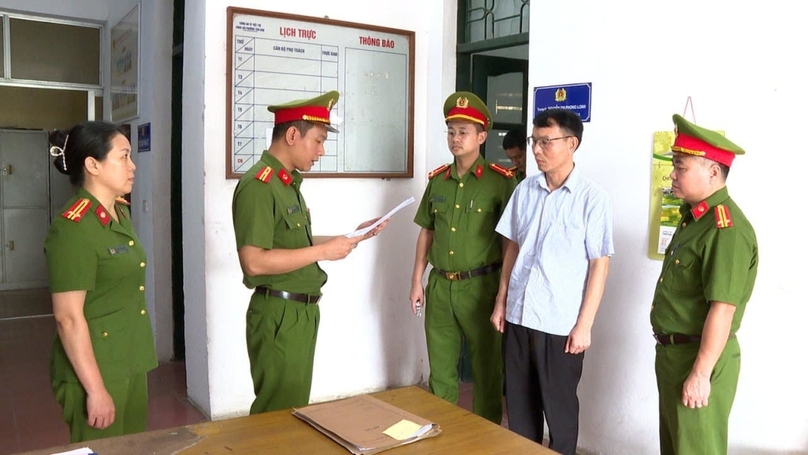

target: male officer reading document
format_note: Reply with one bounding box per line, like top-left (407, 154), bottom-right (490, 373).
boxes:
top-left (232, 91), bottom-right (384, 414)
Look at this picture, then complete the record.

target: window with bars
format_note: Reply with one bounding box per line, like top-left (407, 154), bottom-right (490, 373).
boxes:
top-left (461, 0), bottom-right (530, 44)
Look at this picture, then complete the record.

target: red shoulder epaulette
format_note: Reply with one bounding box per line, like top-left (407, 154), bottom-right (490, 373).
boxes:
top-left (255, 166), bottom-right (274, 183)
top-left (115, 196), bottom-right (130, 206)
top-left (62, 198), bottom-right (91, 223)
top-left (714, 204), bottom-right (733, 229)
top-left (489, 163), bottom-right (515, 178)
top-left (428, 164), bottom-right (450, 179)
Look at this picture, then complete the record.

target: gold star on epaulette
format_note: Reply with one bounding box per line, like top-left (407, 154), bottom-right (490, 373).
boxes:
top-left (62, 198), bottom-right (91, 223)
top-left (489, 163), bottom-right (514, 178)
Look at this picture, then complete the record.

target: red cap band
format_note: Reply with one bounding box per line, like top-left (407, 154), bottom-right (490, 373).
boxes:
top-left (445, 106), bottom-right (488, 129)
top-left (273, 106), bottom-right (331, 125)
top-left (672, 133), bottom-right (736, 167)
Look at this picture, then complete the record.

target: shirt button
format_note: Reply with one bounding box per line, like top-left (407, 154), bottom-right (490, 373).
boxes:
top-left (659, 277), bottom-right (664, 283)
top-left (449, 251), bottom-right (454, 255)
top-left (455, 204), bottom-right (460, 209)
top-left (139, 285), bottom-right (145, 291)
top-left (102, 331), bottom-right (109, 338)
top-left (459, 183), bottom-right (464, 188)
top-left (297, 222), bottom-right (301, 227)
top-left (477, 208), bottom-right (482, 213)
top-left (433, 209), bottom-right (438, 213)
top-left (681, 222), bottom-right (687, 228)
top-left (141, 309), bottom-right (147, 315)
top-left (128, 240), bottom-right (135, 246)
top-left (451, 227), bottom-right (456, 232)
top-left (674, 259), bottom-right (680, 265)
top-left (140, 262), bottom-right (146, 268)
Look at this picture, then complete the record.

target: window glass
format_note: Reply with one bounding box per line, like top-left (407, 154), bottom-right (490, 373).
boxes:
top-left (10, 18), bottom-right (100, 84)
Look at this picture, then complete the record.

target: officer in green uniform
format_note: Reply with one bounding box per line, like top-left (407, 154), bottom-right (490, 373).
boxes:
top-left (44, 121), bottom-right (157, 443)
top-left (232, 91), bottom-right (384, 414)
top-left (409, 91), bottom-right (517, 424)
top-left (502, 126), bottom-right (527, 182)
top-left (651, 114), bottom-right (758, 455)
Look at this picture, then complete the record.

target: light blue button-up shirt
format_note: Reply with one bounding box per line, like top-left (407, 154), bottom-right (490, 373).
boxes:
top-left (495, 167), bottom-right (614, 335)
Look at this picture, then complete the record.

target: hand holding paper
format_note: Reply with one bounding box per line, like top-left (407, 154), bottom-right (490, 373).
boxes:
top-left (346, 197), bottom-right (415, 239)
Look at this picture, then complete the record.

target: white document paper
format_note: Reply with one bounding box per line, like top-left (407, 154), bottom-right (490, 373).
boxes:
top-left (50, 448), bottom-right (95, 455)
top-left (346, 197), bottom-right (415, 238)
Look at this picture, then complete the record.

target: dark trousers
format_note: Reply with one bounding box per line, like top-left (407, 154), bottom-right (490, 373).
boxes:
top-left (504, 322), bottom-right (584, 455)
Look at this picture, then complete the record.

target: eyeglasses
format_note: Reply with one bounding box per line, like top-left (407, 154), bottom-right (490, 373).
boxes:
top-left (527, 135), bottom-right (572, 149)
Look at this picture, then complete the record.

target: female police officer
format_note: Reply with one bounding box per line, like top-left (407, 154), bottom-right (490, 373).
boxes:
top-left (44, 121), bottom-right (157, 442)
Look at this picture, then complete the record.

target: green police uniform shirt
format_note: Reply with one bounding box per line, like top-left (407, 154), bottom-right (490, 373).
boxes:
top-left (45, 188), bottom-right (158, 384)
top-left (651, 187), bottom-right (758, 336)
top-left (232, 151), bottom-right (327, 294)
top-left (414, 156), bottom-right (517, 271)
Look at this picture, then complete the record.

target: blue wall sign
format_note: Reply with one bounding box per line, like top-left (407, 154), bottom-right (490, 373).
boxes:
top-left (137, 123), bottom-right (151, 152)
top-left (533, 83), bottom-right (592, 122)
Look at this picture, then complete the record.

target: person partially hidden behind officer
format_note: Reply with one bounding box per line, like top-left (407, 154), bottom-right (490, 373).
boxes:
top-left (502, 126), bottom-right (527, 181)
top-left (651, 114), bottom-right (758, 455)
top-left (232, 90), bottom-right (385, 414)
top-left (44, 121), bottom-right (157, 442)
top-left (409, 91), bottom-right (517, 424)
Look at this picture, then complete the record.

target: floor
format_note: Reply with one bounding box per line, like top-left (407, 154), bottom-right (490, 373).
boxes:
top-left (0, 290), bottom-right (499, 455)
top-left (0, 290), bottom-right (207, 455)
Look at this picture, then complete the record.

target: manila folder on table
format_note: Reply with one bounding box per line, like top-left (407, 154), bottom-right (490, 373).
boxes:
top-left (292, 394), bottom-right (441, 455)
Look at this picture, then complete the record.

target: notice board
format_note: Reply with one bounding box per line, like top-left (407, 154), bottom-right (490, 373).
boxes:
top-left (226, 8), bottom-right (415, 179)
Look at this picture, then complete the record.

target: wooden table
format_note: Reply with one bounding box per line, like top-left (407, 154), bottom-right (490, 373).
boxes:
top-left (22, 386), bottom-right (557, 454)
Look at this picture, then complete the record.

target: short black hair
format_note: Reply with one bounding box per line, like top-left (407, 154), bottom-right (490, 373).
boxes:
top-left (502, 127), bottom-right (526, 151)
top-left (533, 109), bottom-right (584, 149)
top-left (271, 120), bottom-right (317, 142)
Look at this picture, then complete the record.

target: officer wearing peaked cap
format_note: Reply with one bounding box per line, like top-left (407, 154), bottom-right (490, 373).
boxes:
top-left (651, 114), bottom-right (758, 455)
top-left (232, 90), bottom-right (386, 414)
top-left (410, 91), bottom-right (516, 424)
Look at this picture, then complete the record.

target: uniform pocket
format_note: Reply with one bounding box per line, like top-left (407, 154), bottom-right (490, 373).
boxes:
top-left (465, 198), bottom-right (497, 232)
top-left (86, 308), bottom-right (131, 380)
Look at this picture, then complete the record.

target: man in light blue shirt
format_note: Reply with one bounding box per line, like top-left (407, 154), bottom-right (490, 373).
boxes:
top-left (491, 108), bottom-right (613, 455)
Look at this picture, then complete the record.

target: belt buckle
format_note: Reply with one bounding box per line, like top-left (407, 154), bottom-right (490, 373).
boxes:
top-left (446, 272), bottom-right (458, 281)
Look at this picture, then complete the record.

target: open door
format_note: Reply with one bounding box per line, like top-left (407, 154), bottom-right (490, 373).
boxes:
top-left (472, 55), bottom-right (528, 166)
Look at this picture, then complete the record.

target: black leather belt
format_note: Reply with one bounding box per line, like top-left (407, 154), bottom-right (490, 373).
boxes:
top-left (654, 333), bottom-right (702, 346)
top-left (433, 262), bottom-right (502, 281)
top-left (254, 286), bottom-right (321, 304)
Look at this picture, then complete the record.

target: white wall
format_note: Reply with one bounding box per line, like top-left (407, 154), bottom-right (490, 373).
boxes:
top-left (107, 0), bottom-right (174, 363)
top-left (183, 0), bottom-right (457, 418)
top-left (528, 1), bottom-right (808, 453)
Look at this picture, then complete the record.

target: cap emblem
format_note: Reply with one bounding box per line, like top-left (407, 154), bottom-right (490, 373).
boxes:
top-left (456, 96), bottom-right (469, 109)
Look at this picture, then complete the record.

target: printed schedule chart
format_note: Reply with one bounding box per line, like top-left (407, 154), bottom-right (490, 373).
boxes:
top-left (227, 9), bottom-right (415, 178)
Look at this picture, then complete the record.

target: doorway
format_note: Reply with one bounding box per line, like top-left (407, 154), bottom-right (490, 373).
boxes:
top-left (455, 0), bottom-right (530, 381)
